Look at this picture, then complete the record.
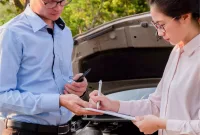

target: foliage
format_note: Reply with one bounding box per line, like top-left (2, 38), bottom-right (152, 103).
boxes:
top-left (0, 0), bottom-right (149, 36)
top-left (62, 0), bottom-right (149, 36)
top-left (0, 0), bottom-right (21, 26)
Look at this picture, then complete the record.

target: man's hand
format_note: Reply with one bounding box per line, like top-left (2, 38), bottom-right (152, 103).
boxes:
top-left (133, 115), bottom-right (166, 134)
top-left (64, 73), bottom-right (88, 97)
top-left (59, 94), bottom-right (101, 115)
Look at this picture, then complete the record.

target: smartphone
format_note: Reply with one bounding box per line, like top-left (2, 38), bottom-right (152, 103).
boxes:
top-left (75, 68), bottom-right (91, 82)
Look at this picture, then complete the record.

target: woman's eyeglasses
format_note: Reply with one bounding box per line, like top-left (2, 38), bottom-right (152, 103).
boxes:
top-left (151, 17), bottom-right (178, 33)
top-left (42, 0), bottom-right (72, 9)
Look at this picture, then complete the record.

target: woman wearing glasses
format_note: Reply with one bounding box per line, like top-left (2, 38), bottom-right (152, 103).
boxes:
top-left (0, 0), bottom-right (99, 135)
top-left (89, 0), bottom-right (200, 135)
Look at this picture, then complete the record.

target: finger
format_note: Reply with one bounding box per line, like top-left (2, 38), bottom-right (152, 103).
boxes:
top-left (65, 84), bottom-right (80, 92)
top-left (67, 89), bottom-right (82, 96)
top-left (73, 73), bottom-right (83, 80)
top-left (89, 96), bottom-right (99, 103)
top-left (136, 116), bottom-right (144, 121)
top-left (77, 99), bottom-right (91, 108)
top-left (89, 98), bottom-right (97, 106)
top-left (72, 105), bottom-right (96, 116)
top-left (92, 96), bottom-right (106, 103)
top-left (89, 99), bottom-right (103, 110)
top-left (89, 90), bottom-right (98, 97)
top-left (71, 81), bottom-right (87, 88)
top-left (133, 121), bottom-right (139, 126)
top-left (83, 77), bottom-right (87, 83)
top-left (64, 90), bottom-right (69, 94)
top-left (133, 121), bottom-right (142, 128)
top-left (79, 108), bottom-right (103, 115)
top-left (71, 77), bottom-right (88, 87)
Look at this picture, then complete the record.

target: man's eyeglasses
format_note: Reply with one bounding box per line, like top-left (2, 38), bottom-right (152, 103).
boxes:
top-left (42, 0), bottom-right (72, 9)
top-left (151, 17), bottom-right (178, 33)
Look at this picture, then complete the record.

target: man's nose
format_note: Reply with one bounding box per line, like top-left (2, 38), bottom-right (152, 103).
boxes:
top-left (53, 3), bottom-right (63, 11)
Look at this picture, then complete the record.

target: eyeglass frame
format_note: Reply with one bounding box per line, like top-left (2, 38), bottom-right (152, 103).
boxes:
top-left (151, 16), bottom-right (180, 33)
top-left (41, 0), bottom-right (72, 9)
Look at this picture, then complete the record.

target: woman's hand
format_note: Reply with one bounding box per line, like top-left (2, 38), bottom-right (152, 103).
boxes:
top-left (89, 90), bottom-right (120, 112)
top-left (133, 115), bottom-right (166, 134)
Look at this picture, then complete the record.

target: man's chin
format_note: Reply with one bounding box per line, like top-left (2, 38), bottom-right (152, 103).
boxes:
top-left (51, 17), bottom-right (60, 21)
top-left (48, 14), bottom-right (60, 21)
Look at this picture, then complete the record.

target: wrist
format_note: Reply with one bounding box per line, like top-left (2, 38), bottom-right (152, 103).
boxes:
top-left (59, 95), bottom-right (65, 107)
top-left (157, 118), bottom-right (167, 129)
top-left (110, 100), bottom-right (120, 112)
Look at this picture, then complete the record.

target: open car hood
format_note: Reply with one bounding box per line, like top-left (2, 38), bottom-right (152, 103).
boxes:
top-left (72, 12), bottom-right (173, 94)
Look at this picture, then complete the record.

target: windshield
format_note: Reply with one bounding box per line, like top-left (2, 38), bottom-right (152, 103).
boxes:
top-left (106, 87), bottom-right (156, 101)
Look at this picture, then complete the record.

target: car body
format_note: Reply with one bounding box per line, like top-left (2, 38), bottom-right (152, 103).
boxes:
top-left (71, 12), bottom-right (173, 135)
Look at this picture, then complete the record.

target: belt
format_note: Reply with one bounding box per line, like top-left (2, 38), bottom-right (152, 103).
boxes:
top-left (5, 119), bottom-right (71, 135)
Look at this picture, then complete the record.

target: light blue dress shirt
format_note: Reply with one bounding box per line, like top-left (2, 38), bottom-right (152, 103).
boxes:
top-left (0, 6), bottom-right (74, 125)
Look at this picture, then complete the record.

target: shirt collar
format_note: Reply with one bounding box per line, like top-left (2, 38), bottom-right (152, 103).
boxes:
top-left (24, 5), bottom-right (65, 32)
top-left (24, 5), bottom-right (47, 33)
top-left (55, 18), bottom-right (65, 30)
top-left (178, 34), bottom-right (200, 57)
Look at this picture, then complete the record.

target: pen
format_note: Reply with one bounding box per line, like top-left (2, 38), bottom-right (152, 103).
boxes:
top-left (97, 80), bottom-right (102, 109)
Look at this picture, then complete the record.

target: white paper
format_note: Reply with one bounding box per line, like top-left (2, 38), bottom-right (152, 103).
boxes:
top-left (84, 108), bottom-right (136, 121)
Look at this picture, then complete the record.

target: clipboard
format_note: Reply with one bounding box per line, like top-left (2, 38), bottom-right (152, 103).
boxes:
top-left (84, 108), bottom-right (136, 121)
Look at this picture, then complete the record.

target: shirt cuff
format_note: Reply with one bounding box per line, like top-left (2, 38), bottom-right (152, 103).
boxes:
top-left (118, 101), bottom-right (131, 115)
top-left (40, 94), bottom-right (60, 112)
top-left (166, 119), bottom-right (184, 132)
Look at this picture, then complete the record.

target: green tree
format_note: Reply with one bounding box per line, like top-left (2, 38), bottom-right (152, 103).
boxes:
top-left (62, 0), bottom-right (149, 36)
top-left (0, 0), bottom-right (149, 36)
top-left (0, 0), bottom-right (21, 25)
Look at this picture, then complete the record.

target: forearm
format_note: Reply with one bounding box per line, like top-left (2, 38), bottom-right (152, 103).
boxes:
top-left (110, 100), bottom-right (120, 112)
top-left (118, 98), bottom-right (160, 117)
top-left (0, 90), bottom-right (60, 115)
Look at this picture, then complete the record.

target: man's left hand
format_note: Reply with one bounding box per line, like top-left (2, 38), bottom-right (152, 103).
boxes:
top-left (64, 73), bottom-right (88, 97)
top-left (133, 115), bottom-right (166, 134)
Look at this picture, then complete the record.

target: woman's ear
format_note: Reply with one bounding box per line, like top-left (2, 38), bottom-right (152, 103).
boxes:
top-left (180, 13), bottom-right (192, 25)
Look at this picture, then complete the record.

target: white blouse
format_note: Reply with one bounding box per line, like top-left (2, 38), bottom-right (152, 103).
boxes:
top-left (119, 34), bottom-right (200, 135)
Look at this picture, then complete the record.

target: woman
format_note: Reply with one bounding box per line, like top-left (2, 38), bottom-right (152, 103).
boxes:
top-left (89, 0), bottom-right (200, 135)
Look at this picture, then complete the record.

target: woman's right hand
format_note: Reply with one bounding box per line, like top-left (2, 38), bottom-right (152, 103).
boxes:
top-left (89, 90), bottom-right (120, 112)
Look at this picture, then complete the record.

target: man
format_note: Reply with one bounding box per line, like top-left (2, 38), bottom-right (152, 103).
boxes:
top-left (0, 0), bottom-right (96, 134)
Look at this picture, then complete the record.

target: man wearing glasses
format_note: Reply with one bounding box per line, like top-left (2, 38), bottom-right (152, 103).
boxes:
top-left (0, 0), bottom-right (96, 135)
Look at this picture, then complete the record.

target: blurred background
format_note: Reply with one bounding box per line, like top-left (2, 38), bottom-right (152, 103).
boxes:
top-left (0, 0), bottom-right (149, 36)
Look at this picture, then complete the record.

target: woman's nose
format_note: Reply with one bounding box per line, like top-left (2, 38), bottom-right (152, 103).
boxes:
top-left (157, 29), bottom-right (164, 37)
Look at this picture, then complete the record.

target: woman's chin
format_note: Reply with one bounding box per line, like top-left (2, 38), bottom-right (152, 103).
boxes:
top-left (169, 41), bottom-right (176, 45)
top-left (169, 40), bottom-right (180, 46)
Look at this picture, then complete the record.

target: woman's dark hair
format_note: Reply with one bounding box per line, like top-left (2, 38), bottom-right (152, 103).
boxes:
top-left (147, 0), bottom-right (200, 21)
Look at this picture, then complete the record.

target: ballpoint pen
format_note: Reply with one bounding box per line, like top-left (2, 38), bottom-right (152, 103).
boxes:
top-left (97, 80), bottom-right (102, 109)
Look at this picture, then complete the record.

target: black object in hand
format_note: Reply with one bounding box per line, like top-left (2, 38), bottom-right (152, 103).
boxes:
top-left (75, 68), bottom-right (91, 82)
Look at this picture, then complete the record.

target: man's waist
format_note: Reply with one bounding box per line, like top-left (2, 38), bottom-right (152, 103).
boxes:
top-left (4, 109), bottom-right (73, 125)
top-left (5, 119), bottom-right (71, 134)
